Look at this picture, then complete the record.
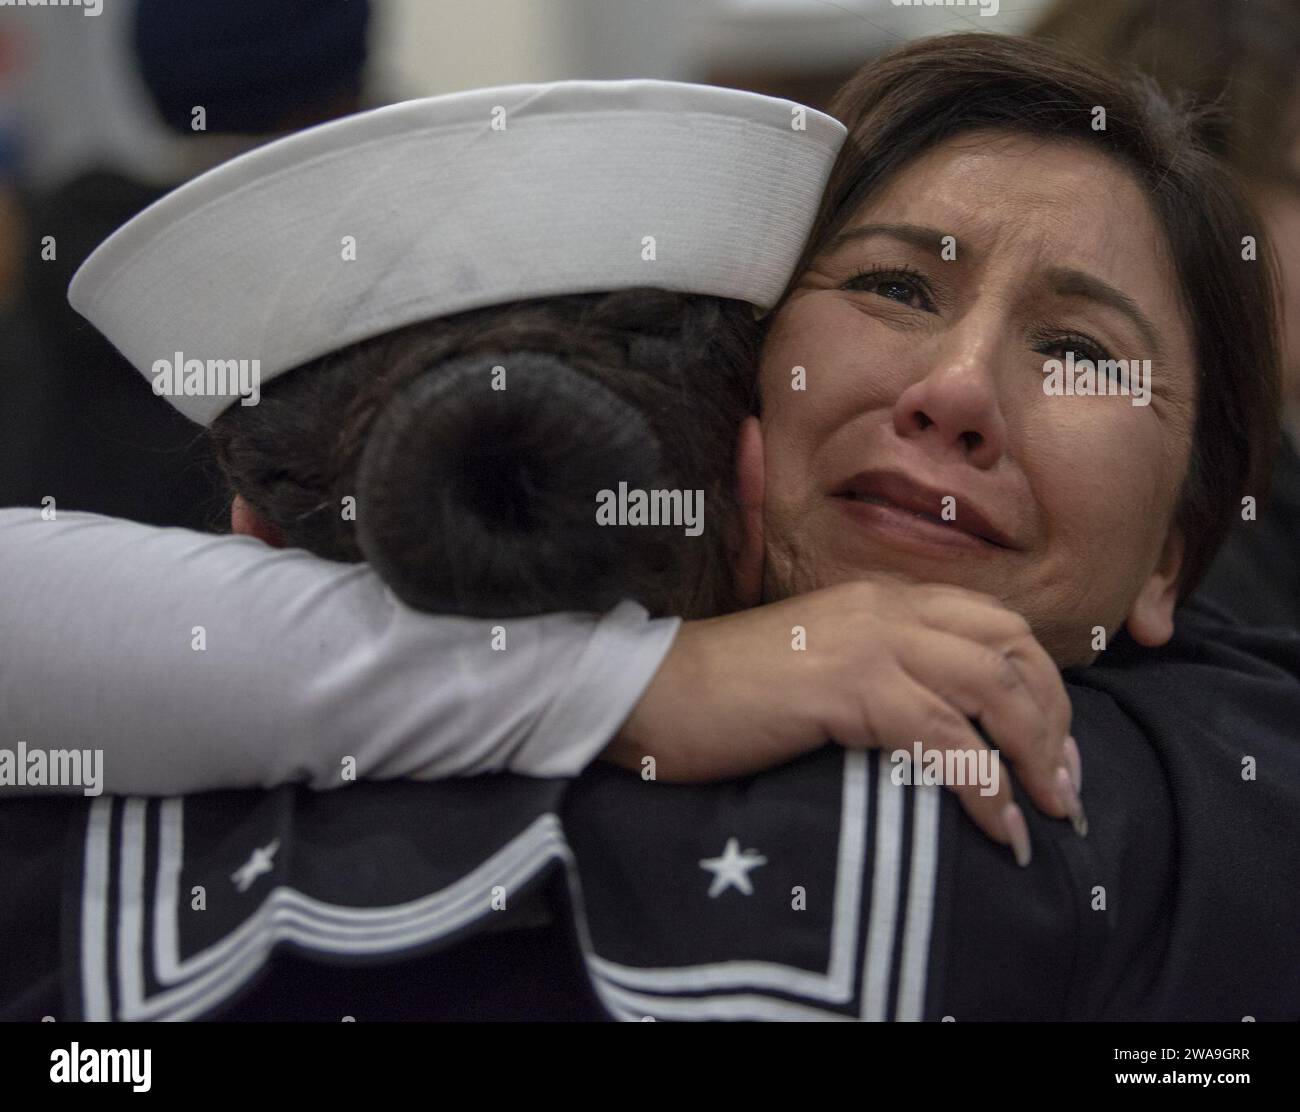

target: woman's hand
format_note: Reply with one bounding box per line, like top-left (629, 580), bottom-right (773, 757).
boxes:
top-left (602, 578), bottom-right (1082, 864)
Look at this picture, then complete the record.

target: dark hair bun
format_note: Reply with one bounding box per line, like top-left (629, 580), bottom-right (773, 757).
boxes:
top-left (355, 351), bottom-right (675, 616)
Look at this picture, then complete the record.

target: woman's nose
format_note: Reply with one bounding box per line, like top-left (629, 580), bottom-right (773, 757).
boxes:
top-left (891, 349), bottom-right (1007, 469)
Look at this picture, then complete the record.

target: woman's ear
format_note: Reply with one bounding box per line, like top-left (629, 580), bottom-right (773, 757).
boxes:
top-left (731, 416), bottom-right (766, 607)
top-left (230, 494), bottom-right (286, 548)
top-left (1124, 528), bottom-right (1183, 647)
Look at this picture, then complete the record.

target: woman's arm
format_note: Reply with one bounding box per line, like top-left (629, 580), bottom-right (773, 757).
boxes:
top-left (1, 508), bottom-right (1080, 857)
top-left (0, 508), bottom-right (678, 793)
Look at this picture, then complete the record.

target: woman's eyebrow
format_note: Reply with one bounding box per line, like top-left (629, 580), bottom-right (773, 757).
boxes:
top-left (1045, 266), bottom-right (1165, 358)
top-left (823, 222), bottom-right (948, 255)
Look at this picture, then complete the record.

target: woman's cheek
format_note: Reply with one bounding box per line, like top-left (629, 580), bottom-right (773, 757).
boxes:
top-left (765, 293), bottom-right (917, 408)
top-left (1035, 404), bottom-right (1170, 557)
top-left (1115, 404), bottom-right (1186, 527)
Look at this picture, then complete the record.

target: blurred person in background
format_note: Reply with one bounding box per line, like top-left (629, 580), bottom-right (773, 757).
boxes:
top-left (5, 0), bottom-right (371, 529)
top-left (0, 23), bottom-right (21, 308)
top-left (1033, 0), bottom-right (1300, 625)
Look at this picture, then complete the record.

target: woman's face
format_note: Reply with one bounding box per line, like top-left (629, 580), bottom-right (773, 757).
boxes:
top-left (757, 130), bottom-right (1198, 665)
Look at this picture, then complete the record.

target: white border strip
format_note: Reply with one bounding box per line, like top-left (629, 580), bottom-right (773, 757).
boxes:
top-left (860, 751), bottom-right (905, 1021)
top-left (895, 783), bottom-right (940, 1021)
top-left (78, 798), bottom-right (113, 1022)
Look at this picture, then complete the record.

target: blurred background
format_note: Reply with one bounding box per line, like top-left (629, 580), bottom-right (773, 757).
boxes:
top-left (0, 0), bottom-right (1295, 624)
top-left (0, 0), bottom-right (1050, 529)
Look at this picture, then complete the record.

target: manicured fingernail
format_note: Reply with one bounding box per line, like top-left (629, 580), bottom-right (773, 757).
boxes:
top-left (1063, 736), bottom-right (1082, 794)
top-left (1056, 765), bottom-right (1088, 838)
top-left (1001, 803), bottom-right (1032, 867)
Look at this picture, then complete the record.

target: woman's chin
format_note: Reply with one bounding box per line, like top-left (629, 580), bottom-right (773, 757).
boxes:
top-left (811, 539), bottom-right (1009, 596)
top-left (774, 550), bottom-right (1105, 670)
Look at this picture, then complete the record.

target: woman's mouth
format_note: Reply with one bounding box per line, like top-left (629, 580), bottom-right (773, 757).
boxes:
top-left (831, 470), bottom-right (1016, 555)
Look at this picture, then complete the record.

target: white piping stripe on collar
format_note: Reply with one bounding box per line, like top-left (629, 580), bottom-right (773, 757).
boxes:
top-left (861, 751), bottom-right (907, 1020)
top-left (77, 752), bottom-right (944, 1022)
top-left (78, 799), bottom-right (113, 1023)
top-left (896, 783), bottom-right (942, 1021)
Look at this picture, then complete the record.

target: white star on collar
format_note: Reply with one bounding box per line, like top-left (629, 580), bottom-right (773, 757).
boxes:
top-left (699, 837), bottom-right (767, 898)
top-left (231, 839), bottom-right (280, 893)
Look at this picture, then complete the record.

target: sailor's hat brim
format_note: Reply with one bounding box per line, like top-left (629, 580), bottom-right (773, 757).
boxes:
top-left (69, 79), bottom-right (846, 425)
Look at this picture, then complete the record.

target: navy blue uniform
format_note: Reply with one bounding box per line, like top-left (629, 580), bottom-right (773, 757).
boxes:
top-left (1, 605), bottom-right (1296, 1021)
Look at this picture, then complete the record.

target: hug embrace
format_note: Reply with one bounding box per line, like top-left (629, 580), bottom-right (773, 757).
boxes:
top-left (0, 33), bottom-right (1296, 1022)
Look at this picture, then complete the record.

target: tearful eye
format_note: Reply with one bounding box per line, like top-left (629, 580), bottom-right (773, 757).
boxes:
top-left (1035, 333), bottom-right (1112, 365)
top-left (877, 279), bottom-right (918, 303)
top-left (841, 265), bottom-right (935, 312)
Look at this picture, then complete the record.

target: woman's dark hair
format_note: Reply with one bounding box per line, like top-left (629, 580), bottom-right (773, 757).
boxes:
top-left (783, 32), bottom-right (1282, 596)
top-left (210, 289), bottom-right (757, 618)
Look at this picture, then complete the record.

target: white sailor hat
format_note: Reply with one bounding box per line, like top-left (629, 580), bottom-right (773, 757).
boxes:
top-left (69, 79), bottom-right (846, 426)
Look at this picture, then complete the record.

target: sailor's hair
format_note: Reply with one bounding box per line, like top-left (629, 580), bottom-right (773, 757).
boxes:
top-left (209, 287), bottom-right (759, 619)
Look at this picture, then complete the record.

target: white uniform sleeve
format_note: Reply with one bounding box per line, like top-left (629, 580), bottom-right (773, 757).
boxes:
top-left (0, 508), bottom-right (679, 795)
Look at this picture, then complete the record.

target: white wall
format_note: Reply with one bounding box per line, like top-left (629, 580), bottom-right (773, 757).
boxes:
top-left (373, 0), bottom-right (1055, 96)
top-left (371, 0), bottom-right (587, 97)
